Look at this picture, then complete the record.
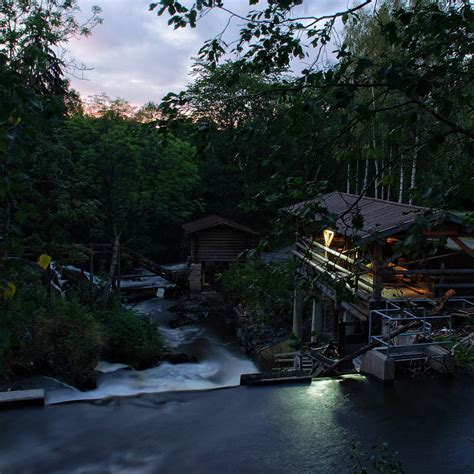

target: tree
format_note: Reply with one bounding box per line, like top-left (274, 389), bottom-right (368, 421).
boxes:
top-left (0, 0), bottom-right (101, 363)
top-left (62, 99), bottom-right (200, 298)
top-left (154, 0), bottom-right (473, 212)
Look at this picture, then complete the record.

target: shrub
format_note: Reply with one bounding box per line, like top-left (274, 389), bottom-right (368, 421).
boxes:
top-left (2, 285), bottom-right (102, 389)
top-left (94, 301), bottom-right (164, 369)
top-left (1, 283), bottom-right (165, 388)
top-left (220, 259), bottom-right (295, 321)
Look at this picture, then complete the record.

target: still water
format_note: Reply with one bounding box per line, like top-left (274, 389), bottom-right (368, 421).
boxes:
top-left (1, 377), bottom-right (473, 473)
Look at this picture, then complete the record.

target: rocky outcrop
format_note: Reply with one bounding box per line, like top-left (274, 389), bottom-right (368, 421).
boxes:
top-left (160, 353), bottom-right (198, 364)
top-left (169, 295), bottom-right (289, 357)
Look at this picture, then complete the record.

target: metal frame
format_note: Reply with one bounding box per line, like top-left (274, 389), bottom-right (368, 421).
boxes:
top-left (368, 298), bottom-right (474, 359)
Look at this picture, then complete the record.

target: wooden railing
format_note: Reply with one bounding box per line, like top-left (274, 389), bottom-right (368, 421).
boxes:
top-left (292, 239), bottom-right (374, 296)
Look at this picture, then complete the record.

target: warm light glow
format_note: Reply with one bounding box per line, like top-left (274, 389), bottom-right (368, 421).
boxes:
top-left (323, 229), bottom-right (335, 247)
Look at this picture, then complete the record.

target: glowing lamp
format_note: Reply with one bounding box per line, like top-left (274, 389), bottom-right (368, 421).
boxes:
top-left (323, 229), bottom-right (335, 247)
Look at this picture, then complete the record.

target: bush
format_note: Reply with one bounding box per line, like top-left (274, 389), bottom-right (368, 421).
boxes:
top-left (93, 300), bottom-right (165, 369)
top-left (1, 282), bottom-right (165, 388)
top-left (2, 286), bottom-right (102, 389)
top-left (220, 259), bottom-right (295, 321)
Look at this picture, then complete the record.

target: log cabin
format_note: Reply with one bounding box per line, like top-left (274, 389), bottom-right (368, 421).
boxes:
top-left (183, 215), bottom-right (258, 289)
top-left (285, 192), bottom-right (474, 374)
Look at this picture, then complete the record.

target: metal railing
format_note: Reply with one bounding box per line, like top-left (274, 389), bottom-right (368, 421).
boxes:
top-left (367, 299), bottom-right (470, 359)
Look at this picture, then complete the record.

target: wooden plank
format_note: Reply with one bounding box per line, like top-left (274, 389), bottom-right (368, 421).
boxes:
top-left (423, 230), bottom-right (459, 237)
top-left (0, 389), bottom-right (45, 409)
top-left (306, 239), bottom-right (356, 264)
top-left (451, 236), bottom-right (474, 258)
top-left (380, 268), bottom-right (474, 276)
top-left (436, 283), bottom-right (474, 289)
top-left (293, 248), bottom-right (373, 294)
top-left (240, 370), bottom-right (312, 386)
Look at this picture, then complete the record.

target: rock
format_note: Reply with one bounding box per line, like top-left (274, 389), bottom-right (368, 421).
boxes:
top-left (169, 318), bottom-right (192, 329)
top-left (165, 353), bottom-right (198, 364)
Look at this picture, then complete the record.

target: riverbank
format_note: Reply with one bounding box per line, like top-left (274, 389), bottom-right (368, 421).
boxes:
top-left (170, 295), bottom-right (290, 359)
top-left (1, 375), bottom-right (473, 473)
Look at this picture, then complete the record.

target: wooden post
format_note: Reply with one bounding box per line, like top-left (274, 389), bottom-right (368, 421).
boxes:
top-left (311, 299), bottom-right (323, 342)
top-left (372, 242), bottom-right (384, 301)
top-left (332, 301), bottom-right (341, 343)
top-left (191, 235), bottom-right (198, 262)
top-left (292, 287), bottom-right (303, 339)
top-left (189, 264), bottom-right (202, 294)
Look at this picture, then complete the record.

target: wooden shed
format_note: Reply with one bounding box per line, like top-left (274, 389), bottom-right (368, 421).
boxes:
top-left (183, 215), bottom-right (258, 264)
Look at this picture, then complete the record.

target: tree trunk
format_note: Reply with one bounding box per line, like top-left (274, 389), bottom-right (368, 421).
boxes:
top-left (399, 157), bottom-right (404, 203)
top-left (409, 154), bottom-right (417, 205)
top-left (355, 159), bottom-right (359, 194)
top-left (346, 161), bottom-right (350, 194)
top-left (374, 158), bottom-right (379, 199)
top-left (363, 158), bottom-right (369, 192)
top-left (105, 230), bottom-right (121, 303)
top-left (409, 118), bottom-right (419, 205)
top-left (387, 147), bottom-right (392, 201)
top-left (371, 86), bottom-right (378, 199)
top-left (3, 196), bottom-right (11, 259)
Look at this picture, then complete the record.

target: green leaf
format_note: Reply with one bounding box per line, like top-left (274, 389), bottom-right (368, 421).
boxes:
top-left (3, 282), bottom-right (16, 299)
top-left (38, 254), bottom-right (52, 270)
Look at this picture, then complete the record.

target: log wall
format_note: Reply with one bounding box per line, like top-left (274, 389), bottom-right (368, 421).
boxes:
top-left (194, 226), bottom-right (253, 262)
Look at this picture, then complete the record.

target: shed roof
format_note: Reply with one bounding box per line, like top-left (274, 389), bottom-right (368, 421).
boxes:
top-left (286, 192), bottom-right (461, 244)
top-left (183, 215), bottom-right (259, 235)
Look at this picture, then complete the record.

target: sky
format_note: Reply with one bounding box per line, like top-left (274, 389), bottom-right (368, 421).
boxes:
top-left (67, 0), bottom-right (350, 106)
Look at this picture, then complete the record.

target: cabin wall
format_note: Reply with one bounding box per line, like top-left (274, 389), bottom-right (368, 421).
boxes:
top-left (194, 226), bottom-right (252, 262)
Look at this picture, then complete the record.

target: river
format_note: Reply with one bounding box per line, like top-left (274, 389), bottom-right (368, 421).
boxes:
top-left (45, 298), bottom-right (258, 404)
top-left (1, 298), bottom-right (473, 473)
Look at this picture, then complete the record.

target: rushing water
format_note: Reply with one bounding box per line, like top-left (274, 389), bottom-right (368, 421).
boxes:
top-left (46, 298), bottom-right (258, 404)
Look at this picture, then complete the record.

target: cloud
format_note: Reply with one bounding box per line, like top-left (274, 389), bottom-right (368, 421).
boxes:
top-left (67, 0), bottom-right (351, 106)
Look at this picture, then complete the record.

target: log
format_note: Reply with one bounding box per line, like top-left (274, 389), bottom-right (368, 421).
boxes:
top-left (431, 289), bottom-right (455, 315)
top-left (316, 289), bottom-right (457, 376)
top-left (122, 248), bottom-right (174, 282)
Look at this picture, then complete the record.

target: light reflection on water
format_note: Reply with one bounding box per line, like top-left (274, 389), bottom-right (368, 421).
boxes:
top-left (1, 374), bottom-right (473, 473)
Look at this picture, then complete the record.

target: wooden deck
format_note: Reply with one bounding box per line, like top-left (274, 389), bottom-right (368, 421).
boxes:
top-left (0, 389), bottom-right (45, 409)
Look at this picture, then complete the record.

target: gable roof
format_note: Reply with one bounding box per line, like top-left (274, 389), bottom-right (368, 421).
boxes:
top-left (182, 215), bottom-right (259, 235)
top-left (286, 192), bottom-right (462, 244)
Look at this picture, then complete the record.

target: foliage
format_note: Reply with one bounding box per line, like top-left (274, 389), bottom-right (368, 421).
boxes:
top-left (0, 0), bottom-right (101, 260)
top-left (1, 277), bottom-right (165, 387)
top-left (221, 259), bottom-right (295, 320)
top-left (56, 100), bottom-right (200, 296)
top-left (155, 0), bottom-right (473, 212)
top-left (350, 441), bottom-right (404, 474)
top-left (154, 0), bottom-right (473, 305)
top-left (1, 284), bottom-right (102, 389)
top-left (94, 299), bottom-right (165, 370)
top-left (434, 335), bottom-right (474, 369)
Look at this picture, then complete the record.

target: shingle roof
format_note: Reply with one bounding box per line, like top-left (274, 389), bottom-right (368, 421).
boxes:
top-left (286, 192), bottom-right (460, 244)
top-left (182, 215), bottom-right (259, 235)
